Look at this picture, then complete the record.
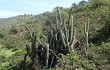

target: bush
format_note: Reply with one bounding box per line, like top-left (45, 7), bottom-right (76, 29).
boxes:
top-left (0, 33), bottom-right (4, 38)
top-left (9, 26), bottom-right (18, 35)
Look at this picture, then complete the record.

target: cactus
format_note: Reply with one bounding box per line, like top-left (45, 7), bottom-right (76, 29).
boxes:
top-left (43, 43), bottom-right (49, 68)
top-left (22, 7), bottom-right (89, 69)
top-left (84, 18), bottom-right (89, 56)
top-left (54, 8), bottom-right (77, 53)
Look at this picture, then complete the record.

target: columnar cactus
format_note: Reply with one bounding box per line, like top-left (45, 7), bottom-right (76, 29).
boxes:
top-left (84, 18), bottom-right (89, 56)
top-left (52, 8), bottom-right (77, 53)
top-left (22, 7), bottom-right (89, 69)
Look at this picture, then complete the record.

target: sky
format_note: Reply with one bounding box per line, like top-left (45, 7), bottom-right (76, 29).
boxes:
top-left (0, 0), bottom-right (85, 18)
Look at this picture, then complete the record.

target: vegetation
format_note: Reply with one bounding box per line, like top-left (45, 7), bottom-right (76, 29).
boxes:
top-left (0, 0), bottom-right (110, 70)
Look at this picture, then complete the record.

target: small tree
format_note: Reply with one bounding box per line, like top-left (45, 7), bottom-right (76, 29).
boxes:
top-left (9, 26), bottom-right (18, 35)
top-left (0, 33), bottom-right (4, 38)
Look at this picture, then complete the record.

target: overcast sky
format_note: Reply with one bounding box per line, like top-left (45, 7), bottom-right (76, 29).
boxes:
top-left (0, 0), bottom-right (86, 18)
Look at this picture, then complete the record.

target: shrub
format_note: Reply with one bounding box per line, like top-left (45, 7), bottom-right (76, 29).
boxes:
top-left (0, 33), bottom-right (4, 38)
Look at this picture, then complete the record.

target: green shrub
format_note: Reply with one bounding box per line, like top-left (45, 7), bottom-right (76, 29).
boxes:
top-left (0, 33), bottom-right (4, 38)
top-left (9, 26), bottom-right (18, 35)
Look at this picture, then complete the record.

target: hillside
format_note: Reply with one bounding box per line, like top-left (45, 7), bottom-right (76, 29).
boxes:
top-left (0, 15), bottom-right (35, 29)
top-left (0, 0), bottom-right (110, 70)
top-left (0, 18), bottom-right (5, 21)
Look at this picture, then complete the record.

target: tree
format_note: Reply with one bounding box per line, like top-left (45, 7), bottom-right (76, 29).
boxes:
top-left (71, 3), bottom-right (78, 8)
top-left (79, 0), bottom-right (88, 6)
top-left (9, 26), bottom-right (18, 35)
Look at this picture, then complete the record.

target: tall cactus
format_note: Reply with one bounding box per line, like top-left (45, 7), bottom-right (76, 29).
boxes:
top-left (84, 18), bottom-right (89, 56)
top-left (43, 43), bottom-right (49, 68)
top-left (55, 8), bottom-right (77, 53)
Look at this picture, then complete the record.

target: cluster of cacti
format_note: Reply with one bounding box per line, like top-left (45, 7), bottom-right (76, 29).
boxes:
top-left (48, 8), bottom-right (77, 54)
top-left (22, 8), bottom-right (89, 69)
top-left (20, 26), bottom-right (50, 69)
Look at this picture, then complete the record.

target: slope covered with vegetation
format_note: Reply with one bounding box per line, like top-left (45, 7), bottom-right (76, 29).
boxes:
top-left (0, 0), bottom-right (110, 70)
